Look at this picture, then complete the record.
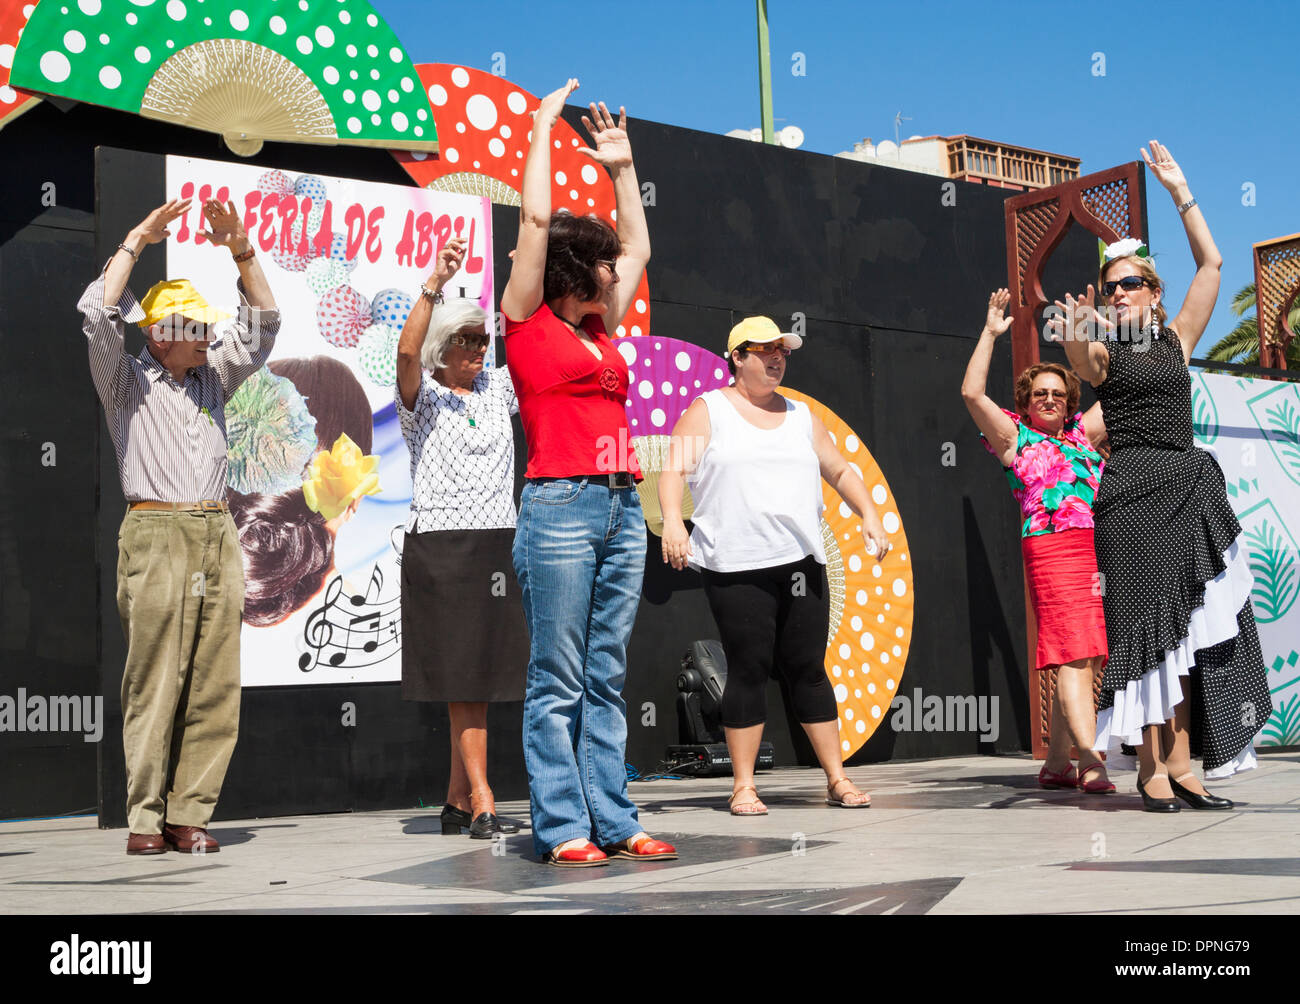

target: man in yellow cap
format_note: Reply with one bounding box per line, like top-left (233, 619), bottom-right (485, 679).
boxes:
top-left (78, 198), bottom-right (280, 855)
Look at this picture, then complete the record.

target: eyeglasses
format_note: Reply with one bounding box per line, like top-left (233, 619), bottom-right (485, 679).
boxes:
top-left (744, 342), bottom-right (791, 358)
top-left (596, 258), bottom-right (618, 272)
top-left (1031, 389), bottom-right (1068, 400)
top-left (450, 331), bottom-right (490, 349)
top-left (1102, 275), bottom-right (1150, 297)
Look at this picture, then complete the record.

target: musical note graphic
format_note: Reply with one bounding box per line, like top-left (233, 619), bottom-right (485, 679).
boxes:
top-left (298, 562), bottom-right (402, 674)
top-left (350, 564), bottom-right (384, 606)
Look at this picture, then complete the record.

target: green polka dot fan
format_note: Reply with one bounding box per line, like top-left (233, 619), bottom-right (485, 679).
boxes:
top-left (10, 0), bottom-right (437, 157)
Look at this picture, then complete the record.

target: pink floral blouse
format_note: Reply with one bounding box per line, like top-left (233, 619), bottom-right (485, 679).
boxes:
top-left (982, 409), bottom-right (1105, 538)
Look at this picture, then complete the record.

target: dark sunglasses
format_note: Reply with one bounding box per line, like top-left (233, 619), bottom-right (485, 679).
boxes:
top-left (1032, 389), bottom-right (1067, 400)
top-left (450, 331), bottom-right (490, 349)
top-left (1102, 275), bottom-right (1150, 297)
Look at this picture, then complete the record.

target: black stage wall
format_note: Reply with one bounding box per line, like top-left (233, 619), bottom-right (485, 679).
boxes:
top-left (0, 101), bottom-right (1099, 825)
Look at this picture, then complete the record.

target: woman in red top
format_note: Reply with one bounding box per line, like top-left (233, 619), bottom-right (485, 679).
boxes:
top-left (501, 79), bottom-right (675, 867)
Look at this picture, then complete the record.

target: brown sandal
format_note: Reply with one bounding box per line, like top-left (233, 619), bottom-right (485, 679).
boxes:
top-left (827, 776), bottom-right (871, 808)
top-left (728, 785), bottom-right (768, 816)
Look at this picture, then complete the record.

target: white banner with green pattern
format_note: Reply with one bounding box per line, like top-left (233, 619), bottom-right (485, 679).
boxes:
top-left (1193, 370), bottom-right (1300, 747)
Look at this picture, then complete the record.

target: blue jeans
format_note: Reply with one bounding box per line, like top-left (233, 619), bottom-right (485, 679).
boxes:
top-left (513, 478), bottom-right (646, 855)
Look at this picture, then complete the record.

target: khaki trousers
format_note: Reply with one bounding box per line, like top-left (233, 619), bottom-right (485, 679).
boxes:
top-left (116, 509), bottom-right (244, 833)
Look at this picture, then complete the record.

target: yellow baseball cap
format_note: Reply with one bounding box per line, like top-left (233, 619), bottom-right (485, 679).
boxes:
top-left (726, 316), bottom-right (803, 355)
top-left (138, 279), bottom-right (231, 329)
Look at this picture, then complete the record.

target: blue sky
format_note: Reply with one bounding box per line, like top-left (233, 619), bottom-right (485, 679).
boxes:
top-left (374, 0), bottom-right (1300, 356)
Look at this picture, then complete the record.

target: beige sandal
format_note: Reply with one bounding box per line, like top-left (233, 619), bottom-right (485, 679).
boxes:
top-left (729, 785), bottom-right (768, 816)
top-left (827, 776), bottom-right (871, 808)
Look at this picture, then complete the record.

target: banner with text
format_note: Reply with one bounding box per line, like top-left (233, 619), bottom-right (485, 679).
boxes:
top-left (165, 154), bottom-right (494, 686)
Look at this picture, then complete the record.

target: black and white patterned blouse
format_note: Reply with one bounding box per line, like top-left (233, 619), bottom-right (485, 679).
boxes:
top-left (396, 366), bottom-right (519, 533)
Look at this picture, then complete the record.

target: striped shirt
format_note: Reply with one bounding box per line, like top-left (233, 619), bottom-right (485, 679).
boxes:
top-left (79, 266), bottom-right (280, 502)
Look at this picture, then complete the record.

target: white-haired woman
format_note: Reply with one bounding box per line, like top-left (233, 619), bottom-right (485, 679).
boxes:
top-left (396, 237), bottom-right (529, 838)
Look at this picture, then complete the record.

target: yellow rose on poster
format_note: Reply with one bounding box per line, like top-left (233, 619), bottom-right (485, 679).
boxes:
top-left (302, 434), bottom-right (381, 520)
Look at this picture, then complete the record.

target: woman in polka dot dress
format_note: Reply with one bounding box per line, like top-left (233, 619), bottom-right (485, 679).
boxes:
top-left (1056, 141), bottom-right (1271, 812)
top-left (962, 290), bottom-right (1114, 795)
top-left (658, 317), bottom-right (889, 815)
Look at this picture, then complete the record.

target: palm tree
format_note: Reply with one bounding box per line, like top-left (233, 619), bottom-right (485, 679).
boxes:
top-left (1205, 283), bottom-right (1300, 367)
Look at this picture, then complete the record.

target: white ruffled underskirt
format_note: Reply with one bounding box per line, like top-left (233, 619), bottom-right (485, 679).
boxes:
top-left (1092, 538), bottom-right (1262, 778)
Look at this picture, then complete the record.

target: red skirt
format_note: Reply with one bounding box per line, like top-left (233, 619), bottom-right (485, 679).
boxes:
top-left (1021, 528), bottom-right (1108, 671)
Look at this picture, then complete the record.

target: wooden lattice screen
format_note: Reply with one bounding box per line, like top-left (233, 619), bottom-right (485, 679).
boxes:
top-left (1253, 233), bottom-right (1300, 370)
top-left (1003, 163), bottom-right (1148, 759)
top-left (1003, 163), bottom-right (1147, 378)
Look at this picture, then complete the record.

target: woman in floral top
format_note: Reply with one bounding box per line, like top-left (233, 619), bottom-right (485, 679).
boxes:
top-left (962, 289), bottom-right (1114, 794)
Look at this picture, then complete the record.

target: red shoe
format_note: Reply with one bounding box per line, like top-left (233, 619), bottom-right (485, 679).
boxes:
top-left (1077, 762), bottom-right (1116, 794)
top-left (1037, 763), bottom-right (1078, 789)
top-left (542, 841), bottom-right (609, 868)
top-left (603, 835), bottom-right (678, 861)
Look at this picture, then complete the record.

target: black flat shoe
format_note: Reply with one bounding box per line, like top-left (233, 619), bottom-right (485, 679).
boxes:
top-left (469, 812), bottom-right (501, 839)
top-left (1170, 776), bottom-right (1234, 810)
top-left (1136, 776), bottom-right (1180, 813)
top-left (494, 816), bottom-right (520, 834)
top-left (440, 804), bottom-right (473, 834)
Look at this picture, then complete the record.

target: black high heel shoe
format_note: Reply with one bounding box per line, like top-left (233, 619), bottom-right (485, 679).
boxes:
top-left (470, 813), bottom-right (500, 839)
top-left (440, 804), bottom-right (473, 834)
top-left (1136, 775), bottom-right (1180, 813)
top-left (1170, 775), bottom-right (1234, 810)
top-left (468, 812), bottom-right (521, 838)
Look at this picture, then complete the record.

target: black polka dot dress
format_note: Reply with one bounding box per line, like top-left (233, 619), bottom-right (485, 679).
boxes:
top-left (1091, 329), bottom-right (1271, 776)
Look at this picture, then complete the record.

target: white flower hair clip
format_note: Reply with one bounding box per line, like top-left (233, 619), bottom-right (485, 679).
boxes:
top-left (1103, 237), bottom-right (1151, 263)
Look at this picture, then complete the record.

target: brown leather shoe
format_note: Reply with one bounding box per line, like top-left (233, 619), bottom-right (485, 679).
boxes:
top-left (162, 824), bottom-right (220, 854)
top-left (126, 832), bottom-right (167, 855)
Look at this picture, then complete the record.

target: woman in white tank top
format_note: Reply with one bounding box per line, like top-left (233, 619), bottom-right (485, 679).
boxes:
top-left (658, 317), bottom-right (891, 816)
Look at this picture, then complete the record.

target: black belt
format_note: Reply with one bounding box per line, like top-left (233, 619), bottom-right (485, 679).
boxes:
top-left (535, 473), bottom-right (636, 489)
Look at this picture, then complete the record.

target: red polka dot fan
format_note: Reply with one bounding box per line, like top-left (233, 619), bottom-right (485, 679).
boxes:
top-left (0, 1), bottom-right (40, 131)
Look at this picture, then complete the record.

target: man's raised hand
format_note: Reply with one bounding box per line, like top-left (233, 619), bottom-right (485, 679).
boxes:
top-left (197, 199), bottom-right (250, 253)
top-left (132, 199), bottom-right (192, 245)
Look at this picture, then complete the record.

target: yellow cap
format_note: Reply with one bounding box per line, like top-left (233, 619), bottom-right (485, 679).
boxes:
top-left (138, 279), bottom-right (232, 329)
top-left (726, 316), bottom-right (803, 355)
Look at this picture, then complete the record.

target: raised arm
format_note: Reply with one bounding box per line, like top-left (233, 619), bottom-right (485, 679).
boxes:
top-left (397, 236), bottom-right (467, 411)
top-left (500, 79), bottom-right (578, 322)
top-left (1051, 286), bottom-right (1111, 387)
top-left (198, 198), bottom-right (281, 400)
top-left (579, 101), bottom-right (650, 331)
top-left (658, 397), bottom-right (710, 570)
top-left (198, 198), bottom-right (276, 310)
top-left (79, 199), bottom-right (190, 410)
top-left (1142, 141), bottom-right (1222, 362)
top-left (961, 289), bottom-right (1021, 466)
top-left (812, 414), bottom-right (889, 561)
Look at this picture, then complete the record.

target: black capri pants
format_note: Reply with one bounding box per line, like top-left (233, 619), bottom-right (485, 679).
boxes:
top-left (700, 554), bottom-right (837, 729)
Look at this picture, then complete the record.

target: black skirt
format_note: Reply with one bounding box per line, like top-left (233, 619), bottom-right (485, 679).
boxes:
top-left (1091, 333), bottom-right (1271, 773)
top-left (400, 528), bottom-right (529, 702)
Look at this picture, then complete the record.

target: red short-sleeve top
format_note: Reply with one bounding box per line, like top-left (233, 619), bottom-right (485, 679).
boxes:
top-left (503, 302), bottom-right (641, 479)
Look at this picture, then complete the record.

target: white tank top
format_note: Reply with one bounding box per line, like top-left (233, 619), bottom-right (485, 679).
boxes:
top-left (687, 389), bottom-right (826, 573)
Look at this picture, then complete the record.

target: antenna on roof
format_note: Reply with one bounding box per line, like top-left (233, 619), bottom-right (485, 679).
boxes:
top-left (893, 111), bottom-right (912, 157)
